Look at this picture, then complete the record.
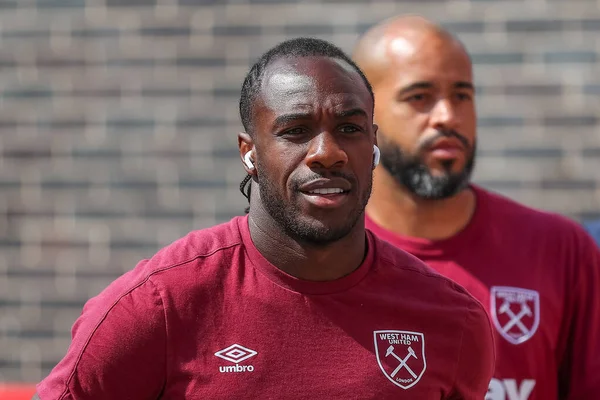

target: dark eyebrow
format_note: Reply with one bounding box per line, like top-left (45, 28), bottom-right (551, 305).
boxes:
top-left (335, 108), bottom-right (369, 119)
top-left (398, 81), bottom-right (475, 95)
top-left (273, 109), bottom-right (368, 127)
top-left (454, 81), bottom-right (475, 91)
top-left (398, 82), bottom-right (434, 95)
top-left (273, 113), bottom-right (312, 127)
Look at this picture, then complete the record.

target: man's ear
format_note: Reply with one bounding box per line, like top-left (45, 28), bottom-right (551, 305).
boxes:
top-left (373, 123), bottom-right (378, 146)
top-left (238, 132), bottom-right (255, 174)
top-left (372, 124), bottom-right (380, 169)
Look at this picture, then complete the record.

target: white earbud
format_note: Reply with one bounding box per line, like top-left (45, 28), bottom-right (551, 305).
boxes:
top-left (373, 145), bottom-right (380, 168)
top-left (243, 151), bottom-right (255, 170)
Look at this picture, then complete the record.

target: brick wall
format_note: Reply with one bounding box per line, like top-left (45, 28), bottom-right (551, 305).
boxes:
top-left (1, 0), bottom-right (598, 383)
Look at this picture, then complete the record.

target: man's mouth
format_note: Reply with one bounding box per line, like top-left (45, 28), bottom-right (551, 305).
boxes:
top-left (306, 188), bottom-right (346, 195)
top-left (426, 138), bottom-right (465, 160)
top-left (298, 178), bottom-right (352, 208)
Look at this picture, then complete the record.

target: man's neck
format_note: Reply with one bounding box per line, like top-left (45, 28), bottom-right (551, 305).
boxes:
top-left (367, 169), bottom-right (476, 241)
top-left (247, 199), bottom-right (367, 282)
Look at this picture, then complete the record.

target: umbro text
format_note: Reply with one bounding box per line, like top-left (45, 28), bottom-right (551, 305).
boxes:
top-left (219, 365), bottom-right (255, 373)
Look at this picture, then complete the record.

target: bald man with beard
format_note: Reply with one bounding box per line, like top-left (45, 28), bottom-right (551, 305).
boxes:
top-left (354, 16), bottom-right (600, 400)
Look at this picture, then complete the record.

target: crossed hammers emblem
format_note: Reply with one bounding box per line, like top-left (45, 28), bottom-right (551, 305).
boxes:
top-left (499, 300), bottom-right (532, 335)
top-left (385, 345), bottom-right (418, 379)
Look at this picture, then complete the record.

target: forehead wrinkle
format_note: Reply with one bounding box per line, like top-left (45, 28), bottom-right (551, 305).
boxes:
top-left (323, 94), bottom-right (367, 112)
top-left (265, 70), bottom-right (315, 94)
top-left (257, 57), bottom-right (372, 127)
top-left (261, 68), bottom-right (316, 113)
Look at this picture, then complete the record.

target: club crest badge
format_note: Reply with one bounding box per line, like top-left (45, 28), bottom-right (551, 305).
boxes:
top-left (374, 330), bottom-right (426, 389)
top-left (491, 286), bottom-right (540, 345)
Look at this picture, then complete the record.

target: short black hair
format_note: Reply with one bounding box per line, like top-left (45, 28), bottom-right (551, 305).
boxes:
top-left (238, 37), bottom-right (374, 135)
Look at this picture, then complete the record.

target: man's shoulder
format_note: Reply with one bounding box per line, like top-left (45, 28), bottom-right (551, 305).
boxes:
top-left (150, 216), bottom-right (244, 269)
top-left (118, 216), bottom-right (245, 289)
top-left (80, 217), bottom-right (246, 311)
top-left (373, 234), bottom-right (484, 308)
top-left (374, 234), bottom-right (435, 273)
top-left (476, 185), bottom-right (587, 236)
top-left (373, 235), bottom-right (492, 350)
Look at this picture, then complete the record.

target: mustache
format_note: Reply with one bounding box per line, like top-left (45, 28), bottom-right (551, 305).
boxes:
top-left (420, 129), bottom-right (470, 150)
top-left (291, 170), bottom-right (356, 190)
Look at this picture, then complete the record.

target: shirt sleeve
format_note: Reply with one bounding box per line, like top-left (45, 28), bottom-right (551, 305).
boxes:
top-left (449, 300), bottom-right (496, 400)
top-left (558, 230), bottom-right (600, 399)
top-left (36, 271), bottom-right (167, 400)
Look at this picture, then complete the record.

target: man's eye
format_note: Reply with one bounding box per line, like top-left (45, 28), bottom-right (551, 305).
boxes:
top-left (456, 92), bottom-right (472, 101)
top-left (407, 94), bottom-right (426, 102)
top-left (283, 127), bottom-right (306, 136)
top-left (340, 125), bottom-right (360, 133)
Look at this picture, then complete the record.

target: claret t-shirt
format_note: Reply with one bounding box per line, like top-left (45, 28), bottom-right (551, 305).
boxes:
top-left (38, 215), bottom-right (494, 399)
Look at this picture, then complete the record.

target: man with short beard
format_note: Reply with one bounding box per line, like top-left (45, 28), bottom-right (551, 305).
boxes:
top-left (354, 15), bottom-right (600, 400)
top-left (33, 37), bottom-right (494, 399)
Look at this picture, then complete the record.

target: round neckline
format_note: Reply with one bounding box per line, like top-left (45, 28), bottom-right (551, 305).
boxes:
top-left (366, 185), bottom-right (488, 257)
top-left (237, 216), bottom-right (376, 295)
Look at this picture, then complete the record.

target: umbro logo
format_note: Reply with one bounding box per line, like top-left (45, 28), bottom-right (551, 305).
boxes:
top-left (215, 344), bottom-right (257, 373)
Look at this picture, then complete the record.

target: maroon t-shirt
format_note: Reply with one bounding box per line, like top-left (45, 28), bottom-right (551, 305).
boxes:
top-left (366, 185), bottom-right (600, 400)
top-left (37, 215), bottom-right (494, 399)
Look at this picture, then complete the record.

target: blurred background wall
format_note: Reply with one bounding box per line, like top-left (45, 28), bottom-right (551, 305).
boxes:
top-left (0, 0), bottom-right (599, 385)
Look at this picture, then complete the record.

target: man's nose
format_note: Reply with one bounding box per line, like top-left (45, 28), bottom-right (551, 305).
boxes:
top-left (305, 132), bottom-right (348, 169)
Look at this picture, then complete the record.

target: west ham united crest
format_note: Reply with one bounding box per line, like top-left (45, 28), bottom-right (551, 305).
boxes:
top-left (374, 330), bottom-right (426, 389)
top-left (491, 286), bottom-right (540, 345)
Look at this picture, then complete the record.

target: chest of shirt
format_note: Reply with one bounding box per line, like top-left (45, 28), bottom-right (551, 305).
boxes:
top-left (157, 289), bottom-right (463, 399)
top-left (420, 254), bottom-right (563, 400)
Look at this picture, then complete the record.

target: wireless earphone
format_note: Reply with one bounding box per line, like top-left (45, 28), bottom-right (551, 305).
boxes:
top-left (243, 151), bottom-right (255, 170)
top-left (373, 145), bottom-right (380, 168)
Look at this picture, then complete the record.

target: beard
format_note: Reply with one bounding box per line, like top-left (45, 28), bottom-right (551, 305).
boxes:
top-left (379, 130), bottom-right (476, 200)
top-left (256, 168), bottom-right (372, 247)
